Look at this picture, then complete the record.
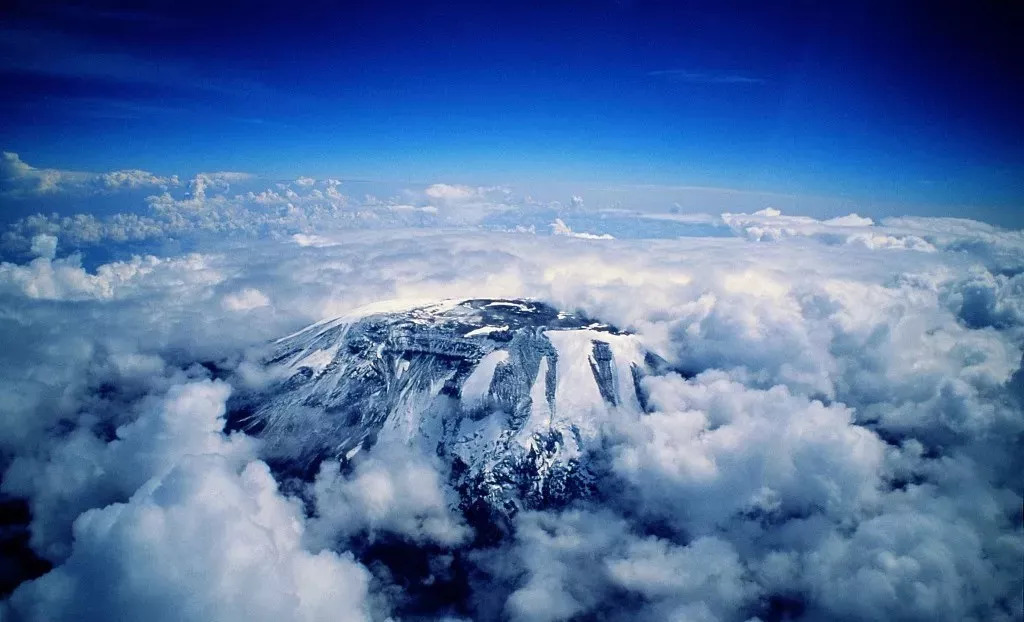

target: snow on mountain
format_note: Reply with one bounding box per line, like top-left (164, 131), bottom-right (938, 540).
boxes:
top-left (232, 298), bottom-right (666, 530)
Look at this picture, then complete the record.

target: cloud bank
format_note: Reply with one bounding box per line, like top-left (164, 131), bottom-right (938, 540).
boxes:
top-left (0, 162), bottom-right (1021, 621)
top-left (1, 152), bottom-right (180, 197)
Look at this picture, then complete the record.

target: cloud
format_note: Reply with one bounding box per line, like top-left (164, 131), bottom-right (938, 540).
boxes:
top-left (611, 372), bottom-right (886, 532)
top-left (474, 509), bottom-right (759, 622)
top-left (388, 203), bottom-right (438, 214)
top-left (882, 216), bottom-right (1024, 274)
top-left (722, 208), bottom-right (938, 252)
top-left (425, 183), bottom-right (479, 201)
top-left (802, 503), bottom-right (1014, 621)
top-left (649, 69), bottom-right (766, 85)
top-left (2, 380), bottom-right (256, 560)
top-left (0, 251), bottom-right (223, 301)
top-left (97, 169), bottom-right (181, 191)
top-left (0, 25), bottom-right (271, 101)
top-left (308, 442), bottom-right (470, 548)
top-left (29, 234), bottom-right (57, 260)
top-left (0, 184), bottom-right (1021, 620)
top-left (186, 171), bottom-right (253, 199)
top-left (1, 151), bottom-right (81, 195)
top-left (421, 183), bottom-right (516, 223)
top-left (7, 458), bottom-right (371, 622)
top-left (550, 218), bottom-right (614, 240)
top-left (222, 287), bottom-right (271, 312)
top-left (0, 159), bottom-right (454, 257)
top-left (1, 151), bottom-right (179, 197)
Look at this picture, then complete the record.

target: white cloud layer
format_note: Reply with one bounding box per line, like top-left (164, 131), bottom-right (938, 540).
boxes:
top-left (0, 172), bottom-right (1021, 621)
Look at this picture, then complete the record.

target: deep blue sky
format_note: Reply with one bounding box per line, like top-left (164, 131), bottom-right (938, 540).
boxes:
top-left (1, 1), bottom-right (1022, 215)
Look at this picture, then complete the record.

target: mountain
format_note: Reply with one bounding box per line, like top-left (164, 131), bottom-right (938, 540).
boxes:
top-left (231, 298), bottom-right (666, 535)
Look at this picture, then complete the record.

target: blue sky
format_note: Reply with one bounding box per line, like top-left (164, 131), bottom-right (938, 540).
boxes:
top-left (1, 1), bottom-right (1022, 220)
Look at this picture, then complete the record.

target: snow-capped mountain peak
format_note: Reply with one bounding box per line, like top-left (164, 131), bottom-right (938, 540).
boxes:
top-left (233, 298), bottom-right (665, 522)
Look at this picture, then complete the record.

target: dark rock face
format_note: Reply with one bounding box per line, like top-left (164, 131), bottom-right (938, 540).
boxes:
top-left (232, 298), bottom-right (663, 527)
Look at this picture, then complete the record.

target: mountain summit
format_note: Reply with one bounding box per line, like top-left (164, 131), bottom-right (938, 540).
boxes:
top-left (234, 298), bottom-right (665, 529)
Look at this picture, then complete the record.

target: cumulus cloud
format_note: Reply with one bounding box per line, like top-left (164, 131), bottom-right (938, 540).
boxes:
top-left (96, 169), bottom-right (181, 191)
top-left (475, 509), bottom-right (759, 622)
top-left (802, 503), bottom-right (1013, 621)
top-left (222, 287), bottom-right (271, 311)
top-left (7, 458), bottom-right (371, 622)
top-left (0, 169), bottom-right (448, 257)
top-left (550, 218), bottom-right (614, 240)
top-left (309, 443), bottom-right (470, 548)
top-left (1, 151), bottom-right (178, 197)
top-left (28, 234), bottom-right (56, 259)
top-left (722, 208), bottom-right (937, 251)
top-left (425, 183), bottom-right (478, 202)
top-left (0, 251), bottom-right (223, 301)
top-left (2, 380), bottom-right (255, 560)
top-left (882, 215), bottom-right (1024, 274)
top-left (1, 152), bottom-right (73, 195)
top-left (421, 183), bottom-right (515, 223)
top-left (186, 171), bottom-right (253, 199)
top-left (612, 371), bottom-right (886, 531)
